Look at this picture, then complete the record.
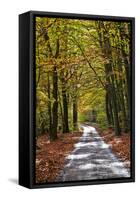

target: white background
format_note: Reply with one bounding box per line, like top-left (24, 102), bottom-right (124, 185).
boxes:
top-left (0, 0), bottom-right (137, 199)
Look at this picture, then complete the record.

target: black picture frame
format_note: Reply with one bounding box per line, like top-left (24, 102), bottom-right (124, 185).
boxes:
top-left (19, 10), bottom-right (135, 189)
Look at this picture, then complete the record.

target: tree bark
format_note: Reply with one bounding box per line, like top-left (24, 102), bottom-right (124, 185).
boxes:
top-left (99, 21), bottom-right (121, 136)
top-left (51, 65), bottom-right (58, 140)
top-left (73, 97), bottom-right (78, 130)
top-left (47, 72), bottom-right (52, 139)
top-left (119, 23), bottom-right (131, 131)
top-left (62, 84), bottom-right (69, 133)
top-left (106, 91), bottom-right (112, 125)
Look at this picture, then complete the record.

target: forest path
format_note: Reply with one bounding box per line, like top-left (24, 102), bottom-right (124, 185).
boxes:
top-left (57, 125), bottom-right (130, 181)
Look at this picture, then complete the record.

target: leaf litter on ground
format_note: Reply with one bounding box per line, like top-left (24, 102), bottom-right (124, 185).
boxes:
top-left (35, 131), bottom-right (83, 183)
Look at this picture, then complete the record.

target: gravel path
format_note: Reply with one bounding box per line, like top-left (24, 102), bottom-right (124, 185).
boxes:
top-left (57, 125), bottom-right (130, 181)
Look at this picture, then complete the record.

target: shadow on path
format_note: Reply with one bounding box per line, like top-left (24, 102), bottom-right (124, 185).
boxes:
top-left (56, 125), bottom-right (130, 182)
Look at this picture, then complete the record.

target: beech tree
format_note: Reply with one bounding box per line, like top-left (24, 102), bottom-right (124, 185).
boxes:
top-left (36, 17), bottom-right (131, 140)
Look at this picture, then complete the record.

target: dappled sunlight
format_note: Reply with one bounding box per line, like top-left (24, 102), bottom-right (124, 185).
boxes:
top-left (67, 153), bottom-right (91, 160)
top-left (94, 159), bottom-right (106, 163)
top-left (111, 162), bottom-right (125, 167)
top-left (111, 162), bottom-right (130, 177)
top-left (78, 163), bottom-right (96, 170)
top-left (75, 141), bottom-right (98, 148)
top-left (83, 126), bottom-right (96, 134)
top-left (57, 124), bottom-right (130, 181)
top-left (34, 15), bottom-right (132, 184)
top-left (100, 142), bottom-right (110, 149)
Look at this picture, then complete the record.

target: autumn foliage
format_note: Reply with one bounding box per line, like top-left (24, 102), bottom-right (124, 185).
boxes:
top-left (35, 132), bottom-right (82, 183)
top-left (35, 16), bottom-right (132, 183)
top-left (98, 128), bottom-right (130, 168)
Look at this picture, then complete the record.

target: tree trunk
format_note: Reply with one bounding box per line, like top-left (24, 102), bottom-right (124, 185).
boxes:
top-left (47, 72), bottom-right (52, 139)
top-left (122, 53), bottom-right (131, 130)
top-left (119, 24), bottom-right (131, 131)
top-left (62, 84), bottom-right (69, 133)
top-left (106, 91), bottom-right (112, 125)
top-left (51, 66), bottom-right (58, 140)
top-left (109, 97), bottom-right (114, 126)
top-left (73, 97), bottom-right (78, 130)
top-left (109, 83), bottom-right (121, 136)
top-left (58, 90), bottom-right (64, 132)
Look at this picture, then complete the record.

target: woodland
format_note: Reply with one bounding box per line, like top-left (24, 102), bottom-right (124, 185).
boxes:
top-left (35, 17), bottom-right (131, 183)
top-left (36, 17), bottom-right (131, 138)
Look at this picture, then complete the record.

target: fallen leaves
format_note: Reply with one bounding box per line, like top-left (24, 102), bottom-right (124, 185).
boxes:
top-left (99, 128), bottom-right (131, 169)
top-left (35, 132), bottom-right (82, 183)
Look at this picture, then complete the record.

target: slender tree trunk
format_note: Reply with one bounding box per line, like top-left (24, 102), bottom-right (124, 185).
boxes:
top-left (62, 84), bottom-right (69, 133)
top-left (51, 37), bottom-right (60, 140)
top-left (106, 91), bottom-right (112, 125)
top-left (122, 53), bottom-right (131, 130)
top-left (58, 90), bottom-right (64, 132)
top-left (51, 66), bottom-right (58, 140)
top-left (73, 97), bottom-right (78, 130)
top-left (109, 98), bottom-right (114, 126)
top-left (47, 72), bottom-right (52, 139)
top-left (119, 24), bottom-right (131, 131)
top-left (109, 81), bottom-right (121, 136)
top-left (105, 60), bottom-right (121, 136)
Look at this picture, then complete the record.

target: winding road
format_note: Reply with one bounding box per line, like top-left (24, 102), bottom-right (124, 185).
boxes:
top-left (57, 125), bottom-right (130, 181)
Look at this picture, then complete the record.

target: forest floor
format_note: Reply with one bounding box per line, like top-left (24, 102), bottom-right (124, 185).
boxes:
top-left (36, 125), bottom-right (130, 183)
top-left (35, 131), bottom-right (83, 183)
top-left (97, 127), bottom-right (131, 169)
top-left (56, 125), bottom-right (130, 181)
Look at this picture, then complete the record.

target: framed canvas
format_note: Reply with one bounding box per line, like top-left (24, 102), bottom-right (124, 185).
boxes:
top-left (19, 11), bottom-right (135, 189)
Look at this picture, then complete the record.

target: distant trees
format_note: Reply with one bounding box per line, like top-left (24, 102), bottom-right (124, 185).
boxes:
top-left (36, 17), bottom-right (131, 140)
